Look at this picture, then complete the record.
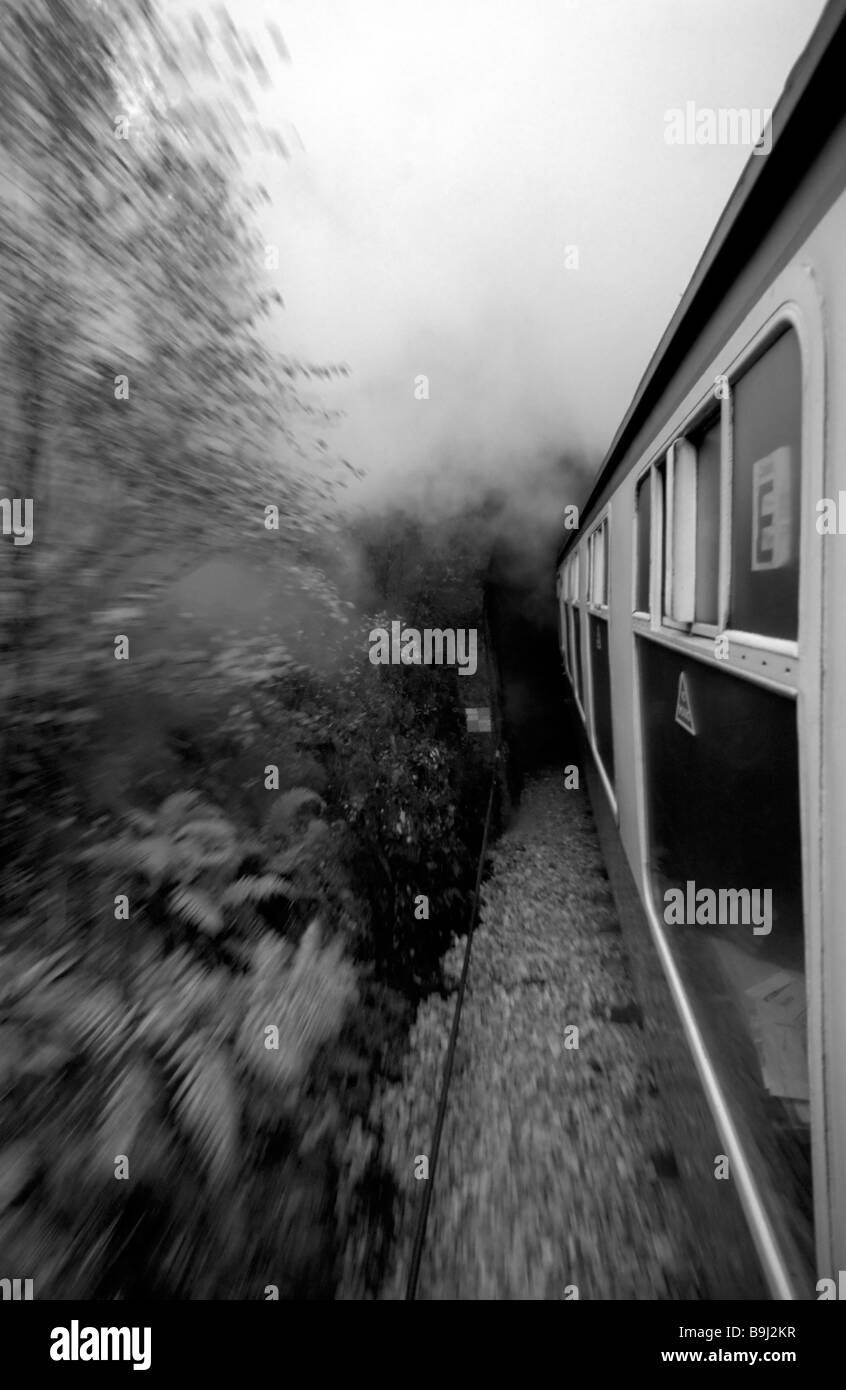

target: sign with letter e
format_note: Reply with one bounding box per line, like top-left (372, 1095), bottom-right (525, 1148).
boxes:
top-left (751, 447), bottom-right (792, 571)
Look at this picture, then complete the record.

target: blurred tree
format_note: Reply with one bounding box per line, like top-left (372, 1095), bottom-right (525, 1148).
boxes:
top-left (0, 0), bottom-right (350, 805)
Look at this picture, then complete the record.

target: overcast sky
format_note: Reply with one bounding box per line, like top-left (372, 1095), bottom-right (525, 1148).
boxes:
top-left (198, 0), bottom-right (828, 511)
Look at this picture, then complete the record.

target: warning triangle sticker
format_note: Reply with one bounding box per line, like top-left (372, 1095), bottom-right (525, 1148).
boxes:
top-left (675, 671), bottom-right (696, 735)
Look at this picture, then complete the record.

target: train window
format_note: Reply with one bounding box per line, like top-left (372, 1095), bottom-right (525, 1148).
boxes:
top-left (569, 550), bottom-right (584, 713)
top-left (587, 519), bottom-right (608, 610)
top-left (589, 614), bottom-right (614, 784)
top-left (588, 533), bottom-right (595, 604)
top-left (557, 574), bottom-right (569, 674)
top-left (656, 457), bottom-right (670, 619)
top-left (572, 604), bottom-right (584, 708)
top-left (729, 328), bottom-right (801, 641)
top-left (655, 461), bottom-right (665, 614)
top-left (586, 516), bottom-right (613, 783)
top-left (635, 473), bottom-right (651, 614)
top-left (654, 412), bottom-right (722, 632)
top-left (639, 639), bottom-right (812, 1281)
top-left (664, 440), bottom-right (696, 625)
top-left (586, 534), bottom-right (593, 603)
top-left (565, 571), bottom-right (574, 678)
top-left (693, 415), bottom-right (721, 627)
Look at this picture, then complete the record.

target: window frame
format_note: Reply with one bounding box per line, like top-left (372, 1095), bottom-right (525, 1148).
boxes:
top-left (688, 411), bottom-right (725, 638)
top-left (631, 315), bottom-right (802, 686)
top-left (585, 515), bottom-right (610, 616)
top-left (582, 509), bottom-right (616, 807)
top-left (570, 545), bottom-right (586, 723)
top-left (632, 470), bottom-right (652, 620)
top-left (556, 569), bottom-right (569, 678)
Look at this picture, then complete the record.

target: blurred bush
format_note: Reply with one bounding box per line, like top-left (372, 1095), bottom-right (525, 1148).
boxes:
top-left (0, 0), bottom-right (494, 1299)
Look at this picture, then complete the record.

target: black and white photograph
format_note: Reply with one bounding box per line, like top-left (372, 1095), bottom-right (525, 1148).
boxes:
top-left (1, 0), bottom-right (845, 1352)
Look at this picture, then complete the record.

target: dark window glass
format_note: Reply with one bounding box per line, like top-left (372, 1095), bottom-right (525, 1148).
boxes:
top-left (694, 418), bottom-right (721, 625)
top-left (730, 329), bottom-right (801, 640)
top-left (594, 524), bottom-right (606, 607)
top-left (589, 615), bottom-right (614, 784)
top-left (572, 606), bottom-right (583, 709)
top-left (635, 474), bottom-right (651, 612)
top-left (639, 636), bottom-right (812, 1287)
top-left (657, 462), bottom-right (668, 618)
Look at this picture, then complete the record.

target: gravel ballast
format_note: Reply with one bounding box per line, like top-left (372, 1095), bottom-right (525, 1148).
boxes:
top-left (370, 769), bottom-right (732, 1300)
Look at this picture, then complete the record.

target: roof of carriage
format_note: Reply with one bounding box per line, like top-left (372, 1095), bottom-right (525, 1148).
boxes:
top-left (557, 0), bottom-right (846, 566)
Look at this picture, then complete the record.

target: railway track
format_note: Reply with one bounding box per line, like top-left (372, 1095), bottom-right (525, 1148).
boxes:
top-left (382, 763), bottom-right (767, 1299)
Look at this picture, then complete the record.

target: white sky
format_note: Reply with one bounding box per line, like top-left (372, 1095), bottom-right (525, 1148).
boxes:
top-left (184, 0), bottom-right (829, 508)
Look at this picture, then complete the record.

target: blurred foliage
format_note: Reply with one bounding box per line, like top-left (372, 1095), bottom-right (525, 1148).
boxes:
top-left (354, 503), bottom-right (493, 632)
top-left (0, 0), bottom-right (351, 700)
top-left (0, 0), bottom-right (496, 1301)
top-left (326, 633), bottom-right (490, 994)
top-left (0, 580), bottom-right (492, 1296)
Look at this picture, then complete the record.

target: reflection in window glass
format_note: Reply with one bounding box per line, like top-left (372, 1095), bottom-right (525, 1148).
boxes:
top-left (670, 442), bottom-right (696, 625)
top-left (558, 587), bottom-right (568, 672)
top-left (639, 636), bottom-right (813, 1286)
top-left (587, 535), bottom-right (594, 604)
top-left (635, 475), bottom-right (651, 613)
top-left (657, 461), bottom-right (669, 619)
top-left (595, 524), bottom-right (606, 606)
top-left (589, 615), bottom-right (614, 784)
top-left (695, 418), bottom-right (721, 626)
top-left (730, 329), bottom-right (801, 640)
top-left (572, 606), bottom-right (583, 707)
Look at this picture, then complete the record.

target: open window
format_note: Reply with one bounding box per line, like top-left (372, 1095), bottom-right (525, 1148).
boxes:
top-left (693, 414), bottom-right (721, 629)
top-left (588, 522), bottom-right (608, 609)
top-left (570, 548), bottom-right (585, 715)
top-left (636, 325), bottom-right (801, 651)
top-left (634, 471), bottom-right (651, 616)
top-left (586, 516), bottom-right (614, 787)
top-left (658, 417), bottom-right (720, 631)
top-left (557, 569), bottom-right (570, 678)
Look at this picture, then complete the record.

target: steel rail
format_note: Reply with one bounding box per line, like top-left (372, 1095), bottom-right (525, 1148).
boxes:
top-left (405, 745), bottom-right (501, 1301)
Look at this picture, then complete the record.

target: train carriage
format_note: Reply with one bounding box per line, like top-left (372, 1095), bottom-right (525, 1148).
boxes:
top-left (556, 0), bottom-right (846, 1299)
